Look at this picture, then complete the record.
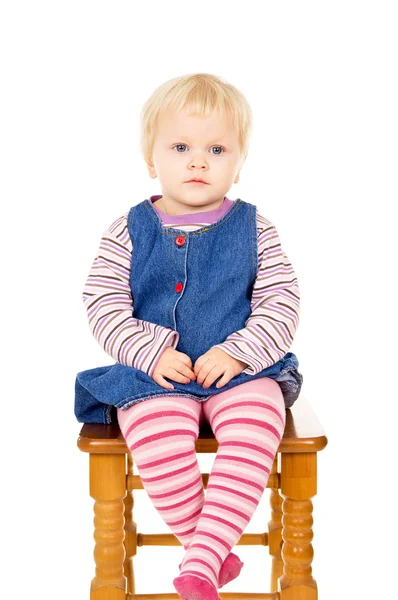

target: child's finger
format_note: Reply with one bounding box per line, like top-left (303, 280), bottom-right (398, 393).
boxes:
top-left (153, 373), bottom-right (174, 389)
top-left (216, 374), bottom-right (229, 388)
top-left (202, 366), bottom-right (224, 389)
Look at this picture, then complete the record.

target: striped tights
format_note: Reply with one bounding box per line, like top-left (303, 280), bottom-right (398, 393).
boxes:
top-left (116, 377), bottom-right (286, 590)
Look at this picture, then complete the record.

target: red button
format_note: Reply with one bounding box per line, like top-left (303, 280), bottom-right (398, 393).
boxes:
top-left (176, 235), bottom-right (185, 246)
top-left (175, 282), bottom-right (183, 293)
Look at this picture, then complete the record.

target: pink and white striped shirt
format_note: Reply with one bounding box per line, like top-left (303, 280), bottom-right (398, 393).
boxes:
top-left (82, 195), bottom-right (300, 378)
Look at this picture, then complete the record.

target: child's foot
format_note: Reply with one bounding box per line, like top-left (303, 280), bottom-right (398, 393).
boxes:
top-left (173, 574), bottom-right (221, 600)
top-left (179, 551), bottom-right (244, 589)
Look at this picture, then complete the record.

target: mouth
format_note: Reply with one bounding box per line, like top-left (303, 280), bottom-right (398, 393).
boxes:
top-left (186, 179), bottom-right (208, 184)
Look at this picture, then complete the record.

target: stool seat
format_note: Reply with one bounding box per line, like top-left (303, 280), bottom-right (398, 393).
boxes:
top-left (77, 394), bottom-right (328, 600)
top-left (77, 395), bottom-right (327, 454)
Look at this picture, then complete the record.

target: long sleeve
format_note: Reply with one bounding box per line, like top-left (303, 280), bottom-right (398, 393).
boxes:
top-left (213, 214), bottom-right (300, 374)
top-left (82, 213), bottom-right (179, 377)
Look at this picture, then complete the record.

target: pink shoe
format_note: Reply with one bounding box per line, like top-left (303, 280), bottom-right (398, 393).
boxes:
top-left (173, 574), bottom-right (221, 600)
top-left (179, 551), bottom-right (244, 589)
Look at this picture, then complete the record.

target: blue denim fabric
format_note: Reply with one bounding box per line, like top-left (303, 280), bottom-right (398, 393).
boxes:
top-left (74, 199), bottom-right (303, 423)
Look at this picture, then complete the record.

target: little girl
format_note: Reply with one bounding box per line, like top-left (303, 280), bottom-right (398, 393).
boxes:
top-left (75, 72), bottom-right (303, 600)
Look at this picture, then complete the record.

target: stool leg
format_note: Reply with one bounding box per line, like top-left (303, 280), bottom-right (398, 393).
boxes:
top-left (89, 453), bottom-right (127, 600)
top-left (279, 452), bottom-right (318, 600)
top-left (268, 455), bottom-right (283, 592)
top-left (123, 453), bottom-right (137, 596)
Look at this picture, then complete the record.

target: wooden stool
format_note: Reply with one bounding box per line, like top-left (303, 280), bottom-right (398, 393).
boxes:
top-left (77, 394), bottom-right (327, 600)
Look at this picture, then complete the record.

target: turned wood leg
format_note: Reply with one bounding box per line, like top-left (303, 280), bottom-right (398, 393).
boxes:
top-left (268, 455), bottom-right (283, 592)
top-left (279, 452), bottom-right (318, 600)
top-left (90, 453), bottom-right (127, 600)
top-left (123, 453), bottom-right (137, 596)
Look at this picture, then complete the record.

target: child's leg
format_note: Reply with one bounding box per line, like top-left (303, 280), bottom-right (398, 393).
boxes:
top-left (178, 377), bottom-right (286, 589)
top-left (116, 395), bottom-right (205, 548)
top-left (117, 396), bottom-right (241, 591)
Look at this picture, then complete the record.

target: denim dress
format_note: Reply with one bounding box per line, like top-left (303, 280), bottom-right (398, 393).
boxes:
top-left (74, 198), bottom-right (303, 424)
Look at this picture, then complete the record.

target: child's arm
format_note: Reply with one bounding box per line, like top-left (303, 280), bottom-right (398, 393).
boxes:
top-left (213, 214), bottom-right (300, 374)
top-left (82, 213), bottom-right (179, 377)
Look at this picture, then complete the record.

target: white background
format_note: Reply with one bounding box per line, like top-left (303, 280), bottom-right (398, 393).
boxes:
top-left (1, 1), bottom-right (397, 598)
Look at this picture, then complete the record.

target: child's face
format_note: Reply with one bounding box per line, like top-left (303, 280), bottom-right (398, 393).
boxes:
top-left (147, 108), bottom-right (245, 214)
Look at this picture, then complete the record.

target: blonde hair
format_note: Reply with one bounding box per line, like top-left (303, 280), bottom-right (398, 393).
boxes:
top-left (140, 72), bottom-right (253, 166)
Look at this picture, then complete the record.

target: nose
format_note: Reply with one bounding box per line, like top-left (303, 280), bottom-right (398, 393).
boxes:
top-left (188, 151), bottom-right (208, 169)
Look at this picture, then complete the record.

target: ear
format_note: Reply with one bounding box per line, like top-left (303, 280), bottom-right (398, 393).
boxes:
top-left (147, 158), bottom-right (157, 179)
top-left (234, 154), bottom-right (246, 184)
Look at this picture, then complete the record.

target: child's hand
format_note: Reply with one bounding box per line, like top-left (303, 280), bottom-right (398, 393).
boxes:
top-left (194, 347), bottom-right (248, 390)
top-left (152, 346), bottom-right (197, 390)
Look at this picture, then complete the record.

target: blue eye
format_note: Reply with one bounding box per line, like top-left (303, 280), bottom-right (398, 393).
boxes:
top-left (172, 144), bottom-right (225, 154)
